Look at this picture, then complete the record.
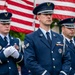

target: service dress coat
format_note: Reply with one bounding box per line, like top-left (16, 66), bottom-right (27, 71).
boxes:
top-left (65, 39), bottom-right (75, 75)
top-left (24, 28), bottom-right (71, 75)
top-left (0, 35), bottom-right (23, 75)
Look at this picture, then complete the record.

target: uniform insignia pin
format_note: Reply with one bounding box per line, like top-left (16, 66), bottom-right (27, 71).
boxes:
top-left (53, 34), bottom-right (56, 36)
top-left (40, 34), bottom-right (43, 37)
top-left (58, 48), bottom-right (62, 54)
top-left (11, 37), bottom-right (13, 39)
top-left (47, 2), bottom-right (51, 6)
top-left (5, 13), bottom-right (8, 17)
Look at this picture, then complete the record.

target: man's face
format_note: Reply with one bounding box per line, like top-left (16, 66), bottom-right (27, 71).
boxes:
top-left (0, 23), bottom-right (10, 35)
top-left (62, 26), bottom-right (75, 39)
top-left (37, 14), bottom-right (52, 26)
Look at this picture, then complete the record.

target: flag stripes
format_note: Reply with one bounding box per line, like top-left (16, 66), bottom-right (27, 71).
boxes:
top-left (0, 0), bottom-right (75, 34)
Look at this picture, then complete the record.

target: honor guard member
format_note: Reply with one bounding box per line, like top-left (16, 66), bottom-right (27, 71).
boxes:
top-left (0, 12), bottom-right (23, 75)
top-left (59, 18), bottom-right (75, 75)
top-left (24, 2), bottom-right (71, 75)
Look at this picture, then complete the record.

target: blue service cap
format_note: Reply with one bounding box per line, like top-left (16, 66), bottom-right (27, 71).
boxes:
top-left (0, 12), bottom-right (12, 23)
top-left (58, 18), bottom-right (75, 28)
top-left (33, 2), bottom-right (55, 15)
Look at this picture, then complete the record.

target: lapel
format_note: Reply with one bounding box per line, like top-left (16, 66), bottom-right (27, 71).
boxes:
top-left (0, 36), bottom-right (7, 50)
top-left (9, 35), bottom-right (14, 45)
top-left (51, 31), bottom-right (58, 50)
top-left (37, 28), bottom-right (51, 48)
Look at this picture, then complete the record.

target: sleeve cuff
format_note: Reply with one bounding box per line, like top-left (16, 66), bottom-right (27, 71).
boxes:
top-left (42, 70), bottom-right (47, 75)
top-left (60, 71), bottom-right (67, 75)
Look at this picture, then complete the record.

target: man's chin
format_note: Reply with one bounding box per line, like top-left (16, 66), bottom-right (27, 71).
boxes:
top-left (45, 24), bottom-right (50, 26)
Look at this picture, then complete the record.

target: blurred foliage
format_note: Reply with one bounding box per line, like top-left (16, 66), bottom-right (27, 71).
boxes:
top-left (10, 18), bottom-right (60, 40)
top-left (50, 18), bottom-right (60, 28)
top-left (9, 30), bottom-right (25, 41)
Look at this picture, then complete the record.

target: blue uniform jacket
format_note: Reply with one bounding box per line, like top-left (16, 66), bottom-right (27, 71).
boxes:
top-left (0, 35), bottom-right (23, 75)
top-left (65, 39), bottom-right (75, 75)
top-left (24, 29), bottom-right (71, 75)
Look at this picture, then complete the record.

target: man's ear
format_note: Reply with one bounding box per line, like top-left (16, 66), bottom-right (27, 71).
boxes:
top-left (37, 15), bottom-right (40, 21)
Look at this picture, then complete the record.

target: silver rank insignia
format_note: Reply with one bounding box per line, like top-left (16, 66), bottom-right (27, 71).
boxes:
top-left (25, 43), bottom-right (29, 48)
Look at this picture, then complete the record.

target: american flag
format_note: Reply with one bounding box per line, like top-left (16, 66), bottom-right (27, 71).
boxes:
top-left (0, 0), bottom-right (75, 34)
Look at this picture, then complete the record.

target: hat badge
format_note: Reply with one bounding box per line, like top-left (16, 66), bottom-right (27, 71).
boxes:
top-left (5, 13), bottom-right (8, 17)
top-left (47, 3), bottom-right (51, 6)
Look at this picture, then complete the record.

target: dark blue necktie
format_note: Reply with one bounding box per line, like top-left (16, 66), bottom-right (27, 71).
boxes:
top-left (4, 36), bottom-right (8, 46)
top-left (70, 40), bottom-right (74, 48)
top-left (46, 32), bottom-right (52, 45)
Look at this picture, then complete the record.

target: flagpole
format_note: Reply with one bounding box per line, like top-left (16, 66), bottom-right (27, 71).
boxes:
top-left (33, 0), bottom-right (36, 31)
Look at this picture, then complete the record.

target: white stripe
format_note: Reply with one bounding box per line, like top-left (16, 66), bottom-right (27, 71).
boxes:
top-left (60, 71), bottom-right (67, 75)
top-left (7, 4), bottom-right (33, 14)
top-left (0, 1), bottom-right (6, 5)
top-left (54, 10), bottom-right (75, 16)
top-left (11, 21), bottom-right (38, 31)
top-left (12, 14), bottom-right (39, 24)
top-left (9, 0), bottom-right (33, 7)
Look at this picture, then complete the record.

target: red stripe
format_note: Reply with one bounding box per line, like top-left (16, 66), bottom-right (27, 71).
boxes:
top-left (53, 14), bottom-right (75, 20)
top-left (12, 18), bottom-right (32, 26)
top-left (23, 0), bottom-right (34, 6)
top-left (11, 18), bottom-right (39, 27)
top-left (0, 6), bottom-right (6, 10)
top-left (10, 26), bottom-right (33, 34)
top-left (7, 8), bottom-right (33, 18)
top-left (55, 5), bottom-right (75, 12)
top-left (6, 0), bottom-right (33, 10)
top-left (57, 0), bottom-right (75, 3)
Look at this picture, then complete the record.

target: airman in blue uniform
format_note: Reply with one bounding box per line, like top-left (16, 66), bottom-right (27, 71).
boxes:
top-left (24, 2), bottom-right (71, 75)
top-left (59, 18), bottom-right (75, 75)
top-left (0, 11), bottom-right (23, 75)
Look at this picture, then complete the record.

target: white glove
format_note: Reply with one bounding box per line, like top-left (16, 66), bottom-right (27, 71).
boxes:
top-left (3, 46), bottom-right (16, 57)
top-left (11, 47), bottom-right (19, 59)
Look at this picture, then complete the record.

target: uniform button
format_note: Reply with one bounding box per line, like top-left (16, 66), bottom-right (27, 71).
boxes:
top-left (9, 67), bottom-right (11, 69)
top-left (29, 70), bottom-right (31, 73)
top-left (7, 61), bottom-right (9, 63)
top-left (52, 58), bottom-right (55, 61)
top-left (53, 66), bottom-right (56, 68)
top-left (51, 51), bottom-right (53, 53)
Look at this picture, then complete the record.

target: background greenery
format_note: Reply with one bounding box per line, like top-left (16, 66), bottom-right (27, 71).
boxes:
top-left (9, 30), bottom-right (25, 41)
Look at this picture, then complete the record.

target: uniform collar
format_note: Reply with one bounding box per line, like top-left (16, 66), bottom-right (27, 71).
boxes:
top-left (39, 27), bottom-right (52, 39)
top-left (62, 33), bottom-right (74, 43)
top-left (0, 34), bottom-right (10, 44)
top-left (0, 34), bottom-right (8, 39)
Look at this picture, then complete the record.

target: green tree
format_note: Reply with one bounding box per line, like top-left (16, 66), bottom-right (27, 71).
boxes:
top-left (9, 30), bottom-right (25, 41)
